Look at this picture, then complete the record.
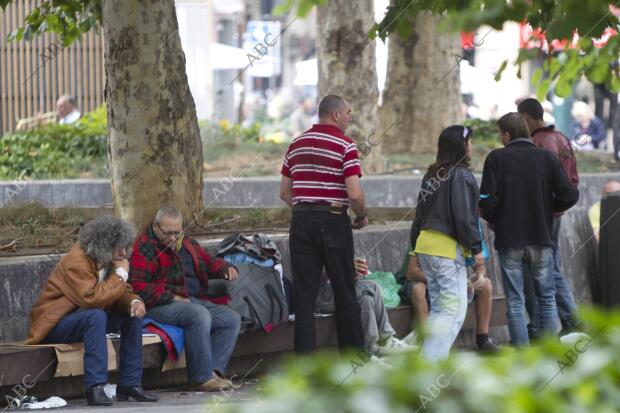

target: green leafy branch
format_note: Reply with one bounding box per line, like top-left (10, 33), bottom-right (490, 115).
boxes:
top-left (2, 0), bottom-right (101, 46)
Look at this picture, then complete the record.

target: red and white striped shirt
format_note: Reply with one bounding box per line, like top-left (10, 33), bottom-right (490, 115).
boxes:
top-left (281, 124), bottom-right (362, 205)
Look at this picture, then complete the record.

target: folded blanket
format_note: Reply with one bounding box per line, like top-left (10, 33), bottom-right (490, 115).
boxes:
top-left (142, 319), bottom-right (184, 362)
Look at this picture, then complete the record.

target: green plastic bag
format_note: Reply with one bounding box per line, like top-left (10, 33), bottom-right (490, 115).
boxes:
top-left (365, 271), bottom-right (401, 308)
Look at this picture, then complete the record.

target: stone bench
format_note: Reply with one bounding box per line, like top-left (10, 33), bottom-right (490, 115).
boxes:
top-left (0, 213), bottom-right (597, 401)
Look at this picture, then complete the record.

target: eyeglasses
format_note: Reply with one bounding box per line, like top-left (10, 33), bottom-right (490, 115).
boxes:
top-left (155, 222), bottom-right (183, 237)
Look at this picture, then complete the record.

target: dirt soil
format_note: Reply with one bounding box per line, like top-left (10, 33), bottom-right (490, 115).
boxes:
top-left (0, 204), bottom-right (413, 258)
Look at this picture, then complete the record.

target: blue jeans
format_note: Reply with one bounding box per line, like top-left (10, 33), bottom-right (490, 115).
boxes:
top-left (524, 218), bottom-right (579, 337)
top-left (417, 247), bottom-right (468, 361)
top-left (43, 309), bottom-right (143, 391)
top-left (498, 245), bottom-right (555, 346)
top-left (145, 298), bottom-right (241, 383)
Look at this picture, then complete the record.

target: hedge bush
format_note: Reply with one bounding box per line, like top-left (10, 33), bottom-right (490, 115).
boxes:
top-left (0, 106), bottom-right (108, 179)
top-left (223, 307), bottom-right (620, 413)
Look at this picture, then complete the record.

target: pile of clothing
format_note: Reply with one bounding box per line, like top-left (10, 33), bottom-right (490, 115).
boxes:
top-left (217, 233), bottom-right (288, 299)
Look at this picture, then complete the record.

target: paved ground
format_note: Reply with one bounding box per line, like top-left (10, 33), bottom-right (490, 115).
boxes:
top-left (16, 382), bottom-right (262, 412)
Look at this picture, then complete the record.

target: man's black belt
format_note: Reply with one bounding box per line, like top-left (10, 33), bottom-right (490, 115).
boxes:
top-left (293, 203), bottom-right (348, 215)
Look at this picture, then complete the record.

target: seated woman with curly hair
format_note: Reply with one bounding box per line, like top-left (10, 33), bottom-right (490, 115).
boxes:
top-left (25, 216), bottom-right (158, 406)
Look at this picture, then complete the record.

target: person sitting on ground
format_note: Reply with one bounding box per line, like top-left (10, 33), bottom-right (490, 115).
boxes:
top-left (401, 251), bottom-right (499, 353)
top-left (589, 179), bottom-right (620, 242)
top-left (318, 258), bottom-right (412, 356)
top-left (25, 216), bottom-right (158, 406)
top-left (129, 206), bottom-right (241, 392)
top-left (56, 94), bottom-right (81, 124)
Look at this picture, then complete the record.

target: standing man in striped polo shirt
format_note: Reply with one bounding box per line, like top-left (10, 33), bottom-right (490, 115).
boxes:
top-left (280, 94), bottom-right (367, 353)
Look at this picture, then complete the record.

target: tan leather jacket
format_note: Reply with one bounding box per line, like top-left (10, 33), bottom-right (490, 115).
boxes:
top-left (25, 243), bottom-right (140, 344)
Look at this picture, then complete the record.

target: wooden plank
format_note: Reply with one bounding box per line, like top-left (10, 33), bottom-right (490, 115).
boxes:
top-left (95, 31), bottom-right (103, 106)
top-left (69, 40), bottom-right (76, 101)
top-left (24, 15), bottom-right (32, 117)
top-left (0, 298), bottom-right (509, 402)
top-left (89, 32), bottom-right (96, 111)
top-left (0, 7), bottom-right (6, 134)
top-left (63, 38), bottom-right (70, 99)
top-left (0, 345), bottom-right (57, 389)
top-left (7, 2), bottom-right (16, 127)
top-left (44, 33), bottom-right (52, 118)
top-left (32, 24), bottom-right (40, 112)
top-left (76, 35), bottom-right (82, 112)
top-left (18, 2), bottom-right (25, 123)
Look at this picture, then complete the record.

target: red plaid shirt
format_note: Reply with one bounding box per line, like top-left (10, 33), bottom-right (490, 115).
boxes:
top-left (128, 223), bottom-right (230, 308)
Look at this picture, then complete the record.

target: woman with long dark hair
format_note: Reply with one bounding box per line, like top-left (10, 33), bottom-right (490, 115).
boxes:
top-left (410, 125), bottom-right (485, 361)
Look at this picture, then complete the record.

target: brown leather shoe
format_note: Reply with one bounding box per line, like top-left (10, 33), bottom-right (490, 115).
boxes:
top-left (212, 370), bottom-right (234, 388)
top-left (195, 377), bottom-right (229, 392)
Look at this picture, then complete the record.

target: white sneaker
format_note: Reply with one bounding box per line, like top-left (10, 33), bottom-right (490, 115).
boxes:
top-left (559, 332), bottom-right (591, 346)
top-left (402, 331), bottom-right (419, 346)
top-left (369, 355), bottom-right (393, 368)
top-left (379, 336), bottom-right (414, 354)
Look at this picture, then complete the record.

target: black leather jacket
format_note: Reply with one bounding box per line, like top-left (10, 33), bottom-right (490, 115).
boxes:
top-left (410, 165), bottom-right (482, 256)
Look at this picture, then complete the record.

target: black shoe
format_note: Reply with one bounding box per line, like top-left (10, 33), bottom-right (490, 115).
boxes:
top-left (116, 386), bottom-right (159, 402)
top-left (559, 321), bottom-right (583, 337)
top-left (85, 384), bottom-right (113, 406)
top-left (477, 339), bottom-right (500, 354)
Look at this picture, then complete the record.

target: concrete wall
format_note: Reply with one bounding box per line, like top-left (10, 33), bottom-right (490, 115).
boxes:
top-left (0, 173), bottom-right (610, 342)
top-left (2, 173), bottom-right (618, 209)
top-left (0, 225), bottom-right (411, 343)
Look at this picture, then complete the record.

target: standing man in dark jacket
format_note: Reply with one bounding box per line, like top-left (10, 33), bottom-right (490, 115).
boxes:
top-left (280, 94), bottom-right (366, 353)
top-left (480, 113), bottom-right (579, 346)
top-left (518, 98), bottom-right (581, 336)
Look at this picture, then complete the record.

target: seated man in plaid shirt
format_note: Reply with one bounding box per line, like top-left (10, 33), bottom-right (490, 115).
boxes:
top-left (129, 206), bottom-right (240, 392)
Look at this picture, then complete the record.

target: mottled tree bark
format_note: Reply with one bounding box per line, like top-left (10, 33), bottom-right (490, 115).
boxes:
top-left (103, 0), bottom-right (203, 229)
top-left (316, 0), bottom-right (381, 173)
top-left (380, 11), bottom-right (462, 155)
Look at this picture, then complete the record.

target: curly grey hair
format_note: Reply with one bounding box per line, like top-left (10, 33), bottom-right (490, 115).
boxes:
top-left (79, 216), bottom-right (136, 265)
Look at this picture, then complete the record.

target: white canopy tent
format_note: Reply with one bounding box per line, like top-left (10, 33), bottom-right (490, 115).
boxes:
top-left (293, 58), bottom-right (318, 86)
top-left (210, 43), bottom-right (248, 71)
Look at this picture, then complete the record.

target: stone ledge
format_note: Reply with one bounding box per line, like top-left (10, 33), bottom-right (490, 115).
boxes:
top-left (1, 173), bottom-right (618, 208)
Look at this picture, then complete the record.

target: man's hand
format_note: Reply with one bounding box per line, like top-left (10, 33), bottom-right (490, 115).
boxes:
top-left (130, 300), bottom-right (147, 318)
top-left (173, 295), bottom-right (190, 303)
top-left (353, 257), bottom-right (368, 279)
top-left (472, 252), bottom-right (486, 277)
top-left (352, 216), bottom-right (369, 229)
top-left (112, 258), bottom-right (130, 272)
top-left (225, 267), bottom-right (239, 281)
top-left (406, 253), bottom-right (427, 283)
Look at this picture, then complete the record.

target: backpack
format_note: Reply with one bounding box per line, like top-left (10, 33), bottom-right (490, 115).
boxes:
top-left (228, 263), bottom-right (289, 334)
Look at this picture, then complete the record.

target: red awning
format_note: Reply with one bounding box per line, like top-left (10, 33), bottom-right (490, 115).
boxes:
top-left (519, 23), bottom-right (617, 52)
top-left (462, 32), bottom-right (476, 49)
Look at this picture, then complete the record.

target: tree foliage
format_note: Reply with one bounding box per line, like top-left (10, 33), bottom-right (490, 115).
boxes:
top-left (0, 107), bottom-right (108, 179)
top-left (225, 307), bottom-right (620, 413)
top-left (276, 0), bottom-right (620, 100)
top-left (1, 0), bottom-right (101, 46)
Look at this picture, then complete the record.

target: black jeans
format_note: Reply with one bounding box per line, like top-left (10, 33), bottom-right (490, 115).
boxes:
top-left (289, 210), bottom-right (364, 353)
